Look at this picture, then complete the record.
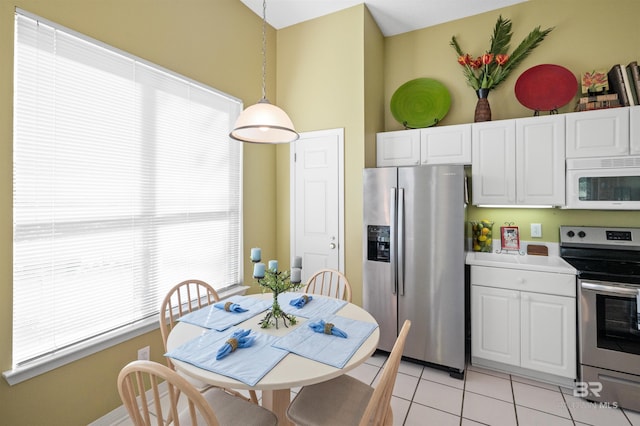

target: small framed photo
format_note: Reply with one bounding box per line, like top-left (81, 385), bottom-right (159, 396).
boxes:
top-left (501, 226), bottom-right (520, 250)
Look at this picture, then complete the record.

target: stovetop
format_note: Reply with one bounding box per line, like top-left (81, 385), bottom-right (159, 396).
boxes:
top-left (560, 226), bottom-right (640, 285)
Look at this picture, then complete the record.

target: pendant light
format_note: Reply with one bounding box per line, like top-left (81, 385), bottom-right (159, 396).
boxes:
top-left (230, 0), bottom-right (299, 144)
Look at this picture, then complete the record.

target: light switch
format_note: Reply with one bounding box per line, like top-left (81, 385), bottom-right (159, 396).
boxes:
top-left (531, 223), bottom-right (542, 238)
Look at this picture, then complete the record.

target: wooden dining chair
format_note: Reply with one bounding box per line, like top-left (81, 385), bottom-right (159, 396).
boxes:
top-left (286, 320), bottom-right (411, 426)
top-left (117, 360), bottom-right (277, 426)
top-left (159, 279), bottom-right (258, 404)
top-left (304, 269), bottom-right (352, 302)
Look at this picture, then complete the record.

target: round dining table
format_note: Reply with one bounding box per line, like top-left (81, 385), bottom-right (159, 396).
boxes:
top-left (167, 293), bottom-right (380, 425)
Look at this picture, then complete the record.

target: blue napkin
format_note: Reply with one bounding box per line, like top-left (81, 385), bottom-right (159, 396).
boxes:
top-left (179, 296), bottom-right (271, 331)
top-left (165, 327), bottom-right (288, 386)
top-left (216, 329), bottom-right (255, 360)
top-left (308, 319), bottom-right (348, 338)
top-left (278, 293), bottom-right (347, 318)
top-left (214, 301), bottom-right (248, 313)
top-left (289, 294), bottom-right (313, 308)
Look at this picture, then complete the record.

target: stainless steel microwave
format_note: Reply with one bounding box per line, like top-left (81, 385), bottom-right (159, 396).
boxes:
top-left (566, 156), bottom-right (640, 210)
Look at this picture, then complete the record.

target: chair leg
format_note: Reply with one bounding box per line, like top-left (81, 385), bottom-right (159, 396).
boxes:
top-left (249, 390), bottom-right (259, 404)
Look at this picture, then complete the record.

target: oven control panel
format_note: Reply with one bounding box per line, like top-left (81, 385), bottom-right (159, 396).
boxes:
top-left (606, 230), bottom-right (632, 241)
top-left (560, 226), bottom-right (640, 249)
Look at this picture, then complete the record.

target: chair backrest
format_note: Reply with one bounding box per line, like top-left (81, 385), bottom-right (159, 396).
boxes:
top-left (360, 320), bottom-right (411, 426)
top-left (304, 269), bottom-right (352, 302)
top-left (159, 280), bottom-right (219, 361)
top-left (118, 360), bottom-right (220, 426)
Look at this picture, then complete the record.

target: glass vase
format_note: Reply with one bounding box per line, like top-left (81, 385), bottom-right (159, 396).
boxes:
top-left (471, 220), bottom-right (494, 252)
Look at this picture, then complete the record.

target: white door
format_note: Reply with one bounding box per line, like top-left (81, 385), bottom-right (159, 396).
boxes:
top-left (471, 285), bottom-right (520, 366)
top-left (376, 129), bottom-right (420, 167)
top-left (471, 120), bottom-right (516, 205)
top-left (565, 107), bottom-right (630, 158)
top-left (516, 115), bottom-right (565, 205)
top-left (520, 292), bottom-right (576, 378)
top-left (290, 129), bottom-right (344, 283)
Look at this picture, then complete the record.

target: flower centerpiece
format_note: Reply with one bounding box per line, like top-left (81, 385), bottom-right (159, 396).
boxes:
top-left (250, 247), bottom-right (303, 329)
top-left (450, 16), bottom-right (553, 121)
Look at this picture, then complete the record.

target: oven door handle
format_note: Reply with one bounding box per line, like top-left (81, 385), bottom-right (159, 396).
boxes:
top-left (581, 281), bottom-right (639, 297)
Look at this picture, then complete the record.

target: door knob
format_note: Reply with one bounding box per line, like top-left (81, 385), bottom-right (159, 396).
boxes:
top-left (329, 243), bottom-right (336, 249)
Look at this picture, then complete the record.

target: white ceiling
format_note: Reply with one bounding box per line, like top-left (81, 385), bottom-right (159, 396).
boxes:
top-left (240, 0), bottom-right (529, 37)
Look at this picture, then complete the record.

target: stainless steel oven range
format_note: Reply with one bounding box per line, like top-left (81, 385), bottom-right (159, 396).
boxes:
top-left (560, 226), bottom-right (640, 411)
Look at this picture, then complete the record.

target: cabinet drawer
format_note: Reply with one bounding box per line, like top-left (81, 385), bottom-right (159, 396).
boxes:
top-left (471, 266), bottom-right (575, 297)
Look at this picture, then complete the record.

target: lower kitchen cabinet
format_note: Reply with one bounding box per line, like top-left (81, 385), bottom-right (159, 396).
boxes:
top-left (520, 291), bottom-right (576, 377)
top-left (471, 266), bottom-right (576, 382)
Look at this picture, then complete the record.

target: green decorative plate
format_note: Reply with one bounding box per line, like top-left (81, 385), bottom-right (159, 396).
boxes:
top-left (390, 78), bottom-right (451, 128)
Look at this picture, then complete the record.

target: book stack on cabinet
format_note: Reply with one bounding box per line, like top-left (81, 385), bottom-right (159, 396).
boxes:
top-left (607, 62), bottom-right (640, 107)
top-left (575, 92), bottom-right (619, 111)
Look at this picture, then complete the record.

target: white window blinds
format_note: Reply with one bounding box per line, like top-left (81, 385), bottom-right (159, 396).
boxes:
top-left (13, 11), bottom-right (243, 366)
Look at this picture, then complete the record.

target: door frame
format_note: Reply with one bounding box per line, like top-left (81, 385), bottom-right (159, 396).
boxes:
top-left (289, 128), bottom-right (345, 273)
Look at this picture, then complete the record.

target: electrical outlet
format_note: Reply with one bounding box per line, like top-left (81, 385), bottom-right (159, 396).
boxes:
top-left (531, 223), bottom-right (542, 238)
top-left (137, 346), bottom-right (150, 361)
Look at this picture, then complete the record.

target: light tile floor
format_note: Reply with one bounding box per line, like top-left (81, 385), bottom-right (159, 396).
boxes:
top-left (115, 353), bottom-right (640, 425)
top-left (355, 352), bottom-right (640, 426)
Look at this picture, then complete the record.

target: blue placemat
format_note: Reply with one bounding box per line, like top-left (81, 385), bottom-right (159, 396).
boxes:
top-left (178, 295), bottom-right (271, 331)
top-left (278, 293), bottom-right (348, 318)
top-left (272, 314), bottom-right (378, 368)
top-left (165, 327), bottom-right (288, 386)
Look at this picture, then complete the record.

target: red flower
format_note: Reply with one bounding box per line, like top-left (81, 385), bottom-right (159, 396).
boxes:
top-left (495, 54), bottom-right (509, 65)
top-left (470, 58), bottom-right (483, 69)
top-left (481, 53), bottom-right (494, 65)
top-left (457, 54), bottom-right (472, 66)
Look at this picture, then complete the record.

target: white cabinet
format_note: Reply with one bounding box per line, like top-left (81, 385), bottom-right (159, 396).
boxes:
top-left (631, 106), bottom-right (640, 155)
top-left (471, 265), bottom-right (577, 381)
top-left (376, 129), bottom-right (420, 167)
top-left (472, 285), bottom-right (520, 366)
top-left (520, 292), bottom-right (576, 377)
top-left (376, 125), bottom-right (472, 167)
top-left (472, 115), bottom-right (565, 206)
top-left (420, 123), bottom-right (471, 165)
top-left (565, 107), bottom-right (630, 158)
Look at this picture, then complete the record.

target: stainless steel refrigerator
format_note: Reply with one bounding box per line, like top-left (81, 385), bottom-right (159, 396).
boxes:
top-left (363, 165), bottom-right (466, 378)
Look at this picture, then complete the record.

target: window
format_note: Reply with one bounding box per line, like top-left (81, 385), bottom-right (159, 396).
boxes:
top-left (11, 10), bottom-right (243, 373)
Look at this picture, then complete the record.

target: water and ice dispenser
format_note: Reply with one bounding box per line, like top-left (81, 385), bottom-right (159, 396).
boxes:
top-left (367, 225), bottom-right (390, 262)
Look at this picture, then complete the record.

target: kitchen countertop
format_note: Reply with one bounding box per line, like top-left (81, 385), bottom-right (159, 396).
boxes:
top-left (466, 250), bottom-right (577, 274)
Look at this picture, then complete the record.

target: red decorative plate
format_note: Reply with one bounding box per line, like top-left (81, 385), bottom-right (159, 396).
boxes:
top-left (514, 64), bottom-right (578, 112)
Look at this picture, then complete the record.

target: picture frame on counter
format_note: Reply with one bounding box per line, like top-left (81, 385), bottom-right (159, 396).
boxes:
top-left (501, 226), bottom-right (520, 250)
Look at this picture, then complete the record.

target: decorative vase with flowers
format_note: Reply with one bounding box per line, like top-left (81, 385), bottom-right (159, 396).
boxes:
top-left (450, 16), bottom-right (553, 122)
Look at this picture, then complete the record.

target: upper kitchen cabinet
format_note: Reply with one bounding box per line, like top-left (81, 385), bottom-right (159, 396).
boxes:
top-left (565, 107), bottom-right (630, 158)
top-left (376, 129), bottom-right (420, 167)
top-left (631, 106), bottom-right (640, 155)
top-left (420, 123), bottom-right (471, 165)
top-left (472, 115), bottom-right (565, 206)
top-left (376, 124), bottom-right (472, 167)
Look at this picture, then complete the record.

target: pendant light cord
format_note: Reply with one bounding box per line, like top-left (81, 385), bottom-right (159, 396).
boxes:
top-left (261, 0), bottom-right (267, 101)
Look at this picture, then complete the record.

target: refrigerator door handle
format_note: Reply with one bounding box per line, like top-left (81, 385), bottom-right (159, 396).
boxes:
top-left (390, 187), bottom-right (398, 295)
top-left (397, 187), bottom-right (405, 296)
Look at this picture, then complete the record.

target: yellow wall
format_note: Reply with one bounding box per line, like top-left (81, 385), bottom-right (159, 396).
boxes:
top-left (0, 0), bottom-right (278, 424)
top-left (382, 0), bottom-right (640, 236)
top-left (275, 5), bottom-right (385, 306)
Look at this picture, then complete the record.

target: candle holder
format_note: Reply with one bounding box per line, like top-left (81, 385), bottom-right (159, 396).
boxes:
top-left (251, 249), bottom-right (303, 329)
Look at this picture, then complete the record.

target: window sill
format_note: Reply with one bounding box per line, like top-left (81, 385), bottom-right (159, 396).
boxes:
top-left (2, 285), bottom-right (250, 386)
